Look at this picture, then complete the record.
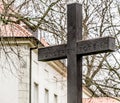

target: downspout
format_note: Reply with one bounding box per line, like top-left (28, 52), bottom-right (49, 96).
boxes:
top-left (29, 46), bottom-right (38, 103)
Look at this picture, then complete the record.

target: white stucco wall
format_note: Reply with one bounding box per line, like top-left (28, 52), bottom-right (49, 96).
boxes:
top-left (0, 68), bottom-right (18, 103)
top-left (0, 44), bottom-right (30, 103)
top-left (31, 50), bottom-right (91, 103)
top-left (0, 43), bottom-right (91, 103)
top-left (0, 44), bottom-right (67, 103)
top-left (31, 50), bottom-right (67, 103)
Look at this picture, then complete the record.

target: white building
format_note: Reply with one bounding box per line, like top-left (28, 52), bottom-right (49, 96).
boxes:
top-left (0, 23), bottom-right (91, 103)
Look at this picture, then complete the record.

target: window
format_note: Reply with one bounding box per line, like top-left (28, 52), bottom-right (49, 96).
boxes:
top-left (53, 76), bottom-right (57, 89)
top-left (44, 89), bottom-right (49, 103)
top-left (34, 83), bottom-right (39, 103)
top-left (54, 94), bottom-right (58, 103)
top-left (44, 69), bottom-right (49, 80)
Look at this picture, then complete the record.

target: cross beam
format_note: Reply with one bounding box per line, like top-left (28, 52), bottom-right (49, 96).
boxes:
top-left (38, 37), bottom-right (115, 61)
top-left (38, 3), bottom-right (115, 103)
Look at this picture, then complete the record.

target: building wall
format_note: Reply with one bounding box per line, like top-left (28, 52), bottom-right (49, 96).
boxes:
top-left (0, 65), bottom-right (18, 103)
top-left (0, 43), bottom-right (91, 103)
top-left (31, 50), bottom-right (67, 103)
top-left (0, 43), bottom-right (67, 103)
top-left (0, 44), bottom-right (29, 103)
top-left (31, 49), bottom-right (91, 103)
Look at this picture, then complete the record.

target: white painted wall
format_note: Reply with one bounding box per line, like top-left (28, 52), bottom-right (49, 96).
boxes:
top-left (31, 50), bottom-right (91, 103)
top-left (0, 44), bottom-right (30, 103)
top-left (31, 50), bottom-right (67, 103)
top-left (0, 44), bottom-right (67, 103)
top-left (0, 43), bottom-right (90, 103)
top-left (0, 69), bottom-right (18, 103)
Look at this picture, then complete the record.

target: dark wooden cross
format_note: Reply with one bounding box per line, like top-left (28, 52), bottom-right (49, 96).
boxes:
top-left (38, 3), bottom-right (115, 103)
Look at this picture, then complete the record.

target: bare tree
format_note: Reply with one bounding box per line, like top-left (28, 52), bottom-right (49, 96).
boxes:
top-left (0, 0), bottom-right (120, 100)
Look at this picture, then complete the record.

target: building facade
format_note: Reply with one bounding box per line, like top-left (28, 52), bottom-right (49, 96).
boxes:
top-left (0, 24), bottom-right (91, 103)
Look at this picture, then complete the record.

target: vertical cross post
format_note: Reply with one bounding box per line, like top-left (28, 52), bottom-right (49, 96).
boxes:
top-left (67, 3), bottom-right (82, 103)
top-left (38, 3), bottom-right (115, 103)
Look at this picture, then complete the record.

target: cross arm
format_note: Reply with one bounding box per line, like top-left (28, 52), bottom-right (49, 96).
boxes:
top-left (38, 37), bottom-right (115, 61)
top-left (38, 44), bottom-right (67, 61)
top-left (77, 37), bottom-right (115, 55)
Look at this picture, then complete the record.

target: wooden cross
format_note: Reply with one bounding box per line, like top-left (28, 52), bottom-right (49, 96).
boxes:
top-left (38, 3), bottom-right (115, 103)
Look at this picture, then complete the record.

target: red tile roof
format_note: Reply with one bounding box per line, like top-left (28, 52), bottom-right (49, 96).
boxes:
top-left (0, 3), bottom-right (3, 13)
top-left (40, 37), bottom-right (50, 47)
top-left (0, 24), bottom-right (33, 37)
top-left (0, 2), bottom-right (33, 37)
top-left (83, 97), bottom-right (120, 103)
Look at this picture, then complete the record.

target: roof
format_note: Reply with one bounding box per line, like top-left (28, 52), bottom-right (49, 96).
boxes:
top-left (0, 2), bottom-right (33, 37)
top-left (0, 23), bottom-right (42, 48)
top-left (0, 24), bottom-right (33, 37)
top-left (82, 85), bottom-right (93, 97)
top-left (83, 97), bottom-right (119, 103)
top-left (0, 3), bottom-right (3, 13)
top-left (40, 37), bottom-right (50, 47)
